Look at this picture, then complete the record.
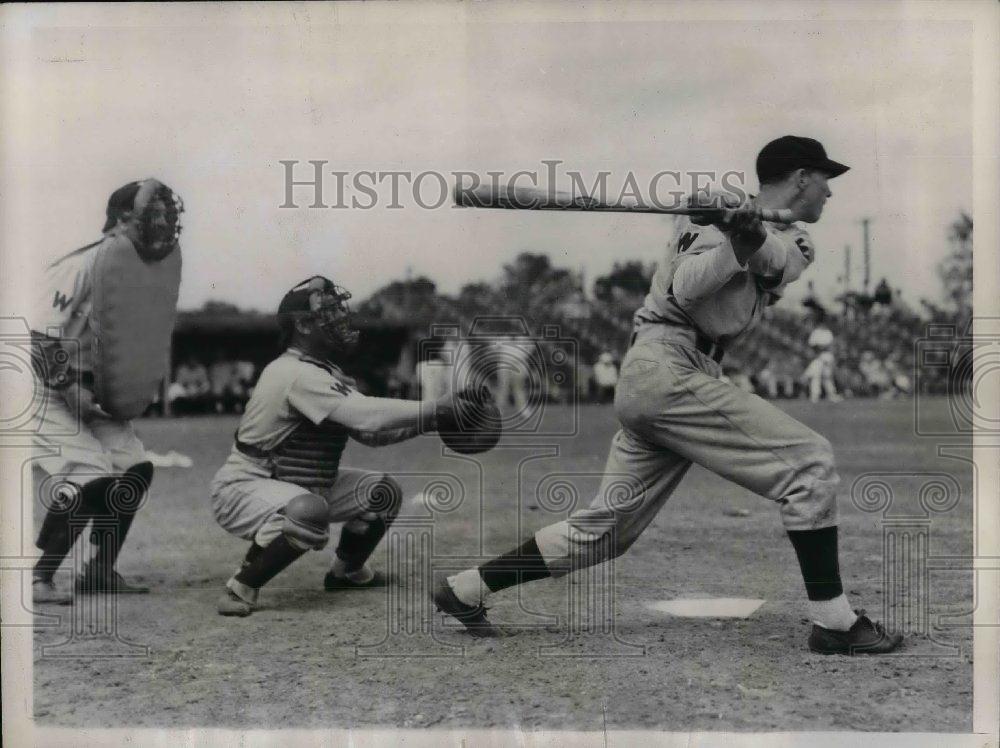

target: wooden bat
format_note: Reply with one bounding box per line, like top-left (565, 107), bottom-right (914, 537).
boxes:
top-left (453, 181), bottom-right (794, 223)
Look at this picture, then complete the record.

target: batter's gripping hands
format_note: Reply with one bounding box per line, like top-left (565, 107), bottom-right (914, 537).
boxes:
top-left (686, 191), bottom-right (763, 231)
top-left (436, 386), bottom-right (502, 455)
top-left (686, 190), bottom-right (768, 262)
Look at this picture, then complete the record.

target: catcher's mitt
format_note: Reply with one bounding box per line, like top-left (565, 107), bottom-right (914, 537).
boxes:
top-left (437, 386), bottom-right (502, 455)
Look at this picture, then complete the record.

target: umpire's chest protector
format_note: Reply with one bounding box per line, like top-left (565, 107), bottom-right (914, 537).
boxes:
top-left (91, 234), bottom-right (182, 419)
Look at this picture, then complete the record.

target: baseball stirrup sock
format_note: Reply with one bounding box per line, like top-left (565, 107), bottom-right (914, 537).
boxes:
top-left (92, 462), bottom-right (154, 570)
top-left (786, 526), bottom-right (844, 601)
top-left (478, 536), bottom-right (551, 593)
top-left (234, 535), bottom-right (306, 589)
top-left (34, 477), bottom-right (115, 581)
top-left (809, 594), bottom-right (857, 632)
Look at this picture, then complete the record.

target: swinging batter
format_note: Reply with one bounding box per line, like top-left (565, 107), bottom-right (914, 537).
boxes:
top-left (435, 136), bottom-right (903, 655)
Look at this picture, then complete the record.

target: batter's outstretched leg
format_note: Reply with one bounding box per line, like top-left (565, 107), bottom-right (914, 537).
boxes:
top-left (434, 429), bottom-right (686, 637)
top-left (618, 346), bottom-right (902, 654)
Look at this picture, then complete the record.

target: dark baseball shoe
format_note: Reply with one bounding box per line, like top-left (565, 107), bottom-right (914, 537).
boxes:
top-left (217, 589), bottom-right (254, 617)
top-left (32, 577), bottom-right (72, 605)
top-left (432, 578), bottom-right (503, 638)
top-left (76, 568), bottom-right (149, 594)
top-left (808, 609), bottom-right (903, 655)
top-left (323, 569), bottom-right (389, 591)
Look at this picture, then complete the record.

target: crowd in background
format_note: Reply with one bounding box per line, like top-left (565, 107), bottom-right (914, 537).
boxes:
top-left (156, 209), bottom-right (972, 414)
top-left (149, 358), bottom-right (258, 415)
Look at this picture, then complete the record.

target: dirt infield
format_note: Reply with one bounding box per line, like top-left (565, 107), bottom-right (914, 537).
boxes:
top-left (31, 398), bottom-right (973, 731)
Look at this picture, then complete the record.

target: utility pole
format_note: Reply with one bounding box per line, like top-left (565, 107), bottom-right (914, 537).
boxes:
top-left (860, 218), bottom-right (871, 294)
top-left (844, 244), bottom-right (852, 294)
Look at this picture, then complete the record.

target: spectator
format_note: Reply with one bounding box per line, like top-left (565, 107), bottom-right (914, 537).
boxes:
top-left (592, 351), bottom-right (619, 403)
top-left (754, 363), bottom-right (778, 399)
top-left (171, 357), bottom-right (212, 414)
top-left (209, 359), bottom-right (243, 413)
top-left (805, 310), bottom-right (841, 403)
top-left (491, 334), bottom-right (531, 413)
top-left (416, 339), bottom-right (454, 400)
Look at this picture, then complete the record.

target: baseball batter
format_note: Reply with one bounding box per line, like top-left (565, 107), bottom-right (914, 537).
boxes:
top-left (434, 136), bottom-right (903, 655)
top-left (211, 276), bottom-right (454, 617)
top-left (30, 179), bottom-right (184, 603)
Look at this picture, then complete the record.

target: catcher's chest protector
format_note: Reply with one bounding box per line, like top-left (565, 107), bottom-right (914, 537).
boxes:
top-left (272, 421), bottom-right (350, 491)
top-left (91, 234), bottom-right (182, 419)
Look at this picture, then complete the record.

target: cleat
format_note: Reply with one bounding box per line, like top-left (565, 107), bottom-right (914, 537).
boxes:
top-left (32, 578), bottom-right (72, 606)
top-left (432, 577), bottom-right (503, 639)
top-left (808, 609), bottom-right (903, 655)
top-left (76, 568), bottom-right (149, 594)
top-left (217, 589), bottom-right (253, 617)
top-left (323, 569), bottom-right (390, 591)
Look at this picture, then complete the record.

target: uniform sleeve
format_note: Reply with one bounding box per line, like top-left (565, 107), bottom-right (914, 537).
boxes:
top-left (288, 364), bottom-right (436, 436)
top-left (286, 365), bottom-right (356, 425)
top-left (31, 251), bottom-right (93, 335)
top-left (746, 230), bottom-right (792, 282)
top-left (763, 226), bottom-right (815, 299)
top-left (670, 232), bottom-right (746, 309)
top-left (333, 394), bottom-right (436, 438)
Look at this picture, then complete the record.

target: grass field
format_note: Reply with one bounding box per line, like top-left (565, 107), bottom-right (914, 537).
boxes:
top-left (31, 397), bottom-right (974, 732)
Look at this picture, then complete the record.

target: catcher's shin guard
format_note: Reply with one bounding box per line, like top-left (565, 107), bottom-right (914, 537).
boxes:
top-left (34, 476), bottom-right (115, 581)
top-left (90, 462), bottom-right (154, 571)
top-left (234, 535), bottom-right (306, 590)
top-left (334, 476), bottom-right (402, 571)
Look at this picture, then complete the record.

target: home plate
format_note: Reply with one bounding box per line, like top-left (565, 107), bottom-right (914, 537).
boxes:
top-left (645, 598), bottom-right (765, 618)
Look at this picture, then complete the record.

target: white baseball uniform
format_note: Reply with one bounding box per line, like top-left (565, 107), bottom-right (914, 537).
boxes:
top-left (211, 348), bottom-right (430, 546)
top-left (29, 236), bottom-right (146, 483)
top-left (534, 216), bottom-right (840, 573)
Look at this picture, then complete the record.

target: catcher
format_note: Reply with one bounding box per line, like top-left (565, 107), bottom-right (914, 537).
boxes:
top-left (30, 179), bottom-right (184, 603)
top-left (210, 276), bottom-right (499, 616)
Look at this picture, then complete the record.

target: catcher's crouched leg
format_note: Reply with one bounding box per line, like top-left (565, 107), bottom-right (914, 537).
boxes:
top-left (219, 493), bottom-right (329, 617)
top-left (325, 474), bottom-right (402, 590)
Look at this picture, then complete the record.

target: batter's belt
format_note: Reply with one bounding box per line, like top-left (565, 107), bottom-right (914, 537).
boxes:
top-left (629, 322), bottom-right (725, 363)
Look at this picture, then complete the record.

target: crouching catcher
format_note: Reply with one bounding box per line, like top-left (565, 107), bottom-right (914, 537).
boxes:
top-left (210, 276), bottom-right (485, 616)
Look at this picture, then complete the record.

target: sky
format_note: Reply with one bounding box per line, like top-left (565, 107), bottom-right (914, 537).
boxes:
top-left (1, 4), bottom-right (975, 314)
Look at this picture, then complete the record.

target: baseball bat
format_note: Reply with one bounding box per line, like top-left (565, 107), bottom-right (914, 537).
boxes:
top-left (454, 181), bottom-right (794, 223)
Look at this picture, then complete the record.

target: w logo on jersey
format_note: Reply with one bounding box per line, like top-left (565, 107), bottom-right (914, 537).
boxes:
top-left (677, 232), bottom-right (700, 254)
top-left (52, 291), bottom-right (73, 311)
top-left (330, 381), bottom-right (352, 397)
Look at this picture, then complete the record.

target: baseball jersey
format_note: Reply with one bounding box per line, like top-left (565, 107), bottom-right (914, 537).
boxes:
top-left (637, 216), bottom-right (815, 346)
top-left (236, 348), bottom-right (431, 453)
top-left (29, 239), bottom-right (105, 374)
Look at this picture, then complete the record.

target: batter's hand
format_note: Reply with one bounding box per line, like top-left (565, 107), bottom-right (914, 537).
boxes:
top-left (686, 191), bottom-right (767, 264)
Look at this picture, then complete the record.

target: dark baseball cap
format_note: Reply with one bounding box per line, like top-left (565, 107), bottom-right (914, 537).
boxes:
top-left (756, 136), bottom-right (850, 184)
top-left (102, 181), bottom-right (143, 232)
top-left (278, 276), bottom-right (350, 314)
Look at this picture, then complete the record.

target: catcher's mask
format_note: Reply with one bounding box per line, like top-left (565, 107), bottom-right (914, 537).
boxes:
top-left (103, 178), bottom-right (184, 262)
top-left (277, 276), bottom-right (359, 355)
